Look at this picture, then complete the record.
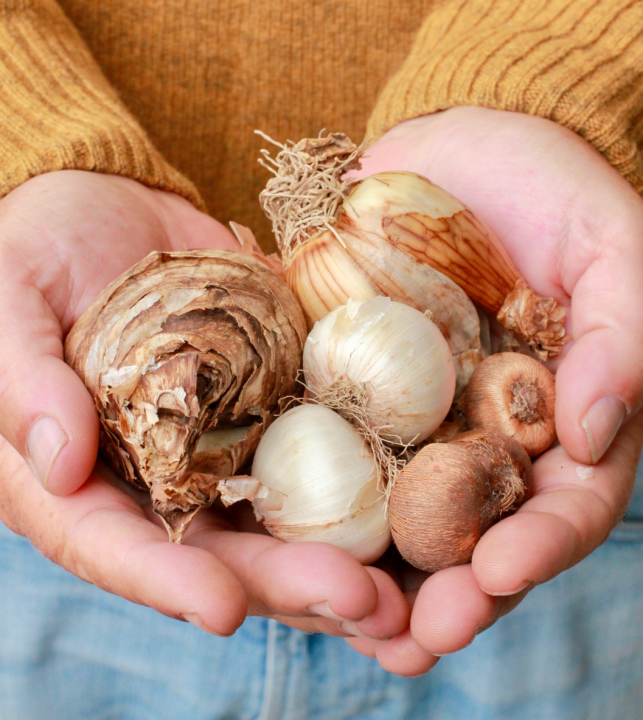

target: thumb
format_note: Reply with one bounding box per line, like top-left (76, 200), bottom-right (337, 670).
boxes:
top-left (0, 269), bottom-right (99, 496)
top-left (555, 219), bottom-right (643, 465)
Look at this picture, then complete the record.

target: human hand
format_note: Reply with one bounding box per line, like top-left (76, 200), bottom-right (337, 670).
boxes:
top-left (342, 106), bottom-right (643, 672)
top-left (0, 170), bottom-right (409, 646)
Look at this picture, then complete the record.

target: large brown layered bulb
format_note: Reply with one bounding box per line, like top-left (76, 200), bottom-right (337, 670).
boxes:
top-left (388, 431), bottom-right (533, 573)
top-left (64, 250), bottom-right (307, 542)
top-left (465, 352), bottom-right (556, 456)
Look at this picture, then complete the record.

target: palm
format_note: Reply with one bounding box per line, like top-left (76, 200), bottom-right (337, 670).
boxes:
top-left (2, 171), bottom-right (240, 332)
top-left (362, 107), bottom-right (639, 303)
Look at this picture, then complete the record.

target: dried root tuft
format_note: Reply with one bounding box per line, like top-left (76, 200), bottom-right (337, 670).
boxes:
top-left (306, 379), bottom-right (409, 503)
top-left (256, 131), bottom-right (369, 266)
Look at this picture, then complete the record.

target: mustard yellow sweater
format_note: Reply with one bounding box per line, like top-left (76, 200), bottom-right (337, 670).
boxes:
top-left (1, 0), bottom-right (643, 252)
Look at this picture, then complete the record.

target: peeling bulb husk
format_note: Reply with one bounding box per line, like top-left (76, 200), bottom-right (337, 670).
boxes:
top-left (64, 249), bottom-right (307, 542)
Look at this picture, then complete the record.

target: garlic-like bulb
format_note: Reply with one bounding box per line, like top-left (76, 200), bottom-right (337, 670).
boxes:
top-left (222, 403), bottom-right (391, 564)
top-left (258, 132), bottom-right (569, 364)
top-left (304, 297), bottom-right (456, 444)
top-left (65, 249), bottom-right (306, 542)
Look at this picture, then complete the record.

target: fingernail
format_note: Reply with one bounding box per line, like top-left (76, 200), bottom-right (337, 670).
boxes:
top-left (307, 601), bottom-right (351, 623)
top-left (27, 417), bottom-right (69, 490)
top-left (581, 396), bottom-right (626, 464)
top-left (182, 613), bottom-right (233, 637)
top-left (339, 621), bottom-right (376, 639)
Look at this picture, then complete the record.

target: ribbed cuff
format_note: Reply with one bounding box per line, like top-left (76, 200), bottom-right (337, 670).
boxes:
top-left (367, 0), bottom-right (643, 194)
top-left (0, 0), bottom-right (204, 208)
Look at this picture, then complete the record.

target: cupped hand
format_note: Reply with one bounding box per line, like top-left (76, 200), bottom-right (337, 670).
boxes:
top-left (345, 106), bottom-right (643, 668)
top-left (0, 170), bottom-right (409, 649)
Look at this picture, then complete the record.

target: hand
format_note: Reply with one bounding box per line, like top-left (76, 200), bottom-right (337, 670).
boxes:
top-left (0, 171), bottom-right (409, 648)
top-left (343, 106), bottom-right (643, 671)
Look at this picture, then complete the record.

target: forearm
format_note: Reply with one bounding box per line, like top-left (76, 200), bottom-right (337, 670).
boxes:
top-left (368, 0), bottom-right (643, 193)
top-left (0, 0), bottom-right (202, 206)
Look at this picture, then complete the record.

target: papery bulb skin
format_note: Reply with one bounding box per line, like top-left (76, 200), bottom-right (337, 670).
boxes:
top-left (388, 430), bottom-right (533, 573)
top-left (64, 249), bottom-right (306, 542)
top-left (345, 173), bottom-right (520, 313)
top-left (259, 133), bottom-right (569, 362)
top-left (286, 230), bottom-right (379, 328)
top-left (250, 404), bottom-right (391, 565)
top-left (258, 132), bottom-right (484, 393)
top-left (332, 211), bottom-right (484, 395)
top-left (344, 172), bottom-right (568, 360)
top-left (465, 352), bottom-right (556, 456)
top-left (304, 297), bottom-right (456, 444)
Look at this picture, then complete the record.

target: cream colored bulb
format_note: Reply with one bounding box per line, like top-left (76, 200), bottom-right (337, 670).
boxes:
top-left (250, 403), bottom-right (391, 565)
top-left (304, 297), bottom-right (456, 444)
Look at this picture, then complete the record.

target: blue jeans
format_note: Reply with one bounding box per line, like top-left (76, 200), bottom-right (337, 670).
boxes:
top-left (2, 465), bottom-right (642, 720)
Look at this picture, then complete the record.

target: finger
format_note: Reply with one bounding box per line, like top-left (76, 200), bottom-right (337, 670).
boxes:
top-left (1, 442), bottom-right (247, 636)
top-left (555, 185), bottom-right (643, 464)
top-left (408, 564), bottom-right (531, 656)
top-left (248, 570), bottom-right (411, 641)
top-left (472, 409), bottom-right (643, 596)
top-left (410, 565), bottom-right (494, 656)
top-left (0, 251), bottom-right (98, 495)
top-left (351, 567), bottom-right (411, 640)
top-left (375, 630), bottom-right (439, 676)
top-left (184, 520), bottom-right (410, 640)
top-left (344, 637), bottom-right (377, 658)
top-left (345, 630), bottom-right (438, 677)
top-left (344, 561), bottom-right (438, 676)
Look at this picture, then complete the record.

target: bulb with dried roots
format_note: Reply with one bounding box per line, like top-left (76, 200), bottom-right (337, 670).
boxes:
top-left (303, 296), bottom-right (456, 445)
top-left (257, 131), bottom-right (570, 395)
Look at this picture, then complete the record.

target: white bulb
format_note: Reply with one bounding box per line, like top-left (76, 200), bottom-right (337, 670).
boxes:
top-left (303, 296), bottom-right (456, 444)
top-left (249, 403), bottom-right (391, 564)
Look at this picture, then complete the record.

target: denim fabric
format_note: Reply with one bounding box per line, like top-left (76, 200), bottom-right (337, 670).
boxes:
top-left (1, 463), bottom-right (642, 720)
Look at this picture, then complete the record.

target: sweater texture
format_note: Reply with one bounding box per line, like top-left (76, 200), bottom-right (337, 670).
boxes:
top-left (1, 0), bottom-right (643, 251)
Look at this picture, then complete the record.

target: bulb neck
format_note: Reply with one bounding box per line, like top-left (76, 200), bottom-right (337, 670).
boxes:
top-left (497, 279), bottom-right (569, 360)
top-left (258, 132), bottom-right (366, 265)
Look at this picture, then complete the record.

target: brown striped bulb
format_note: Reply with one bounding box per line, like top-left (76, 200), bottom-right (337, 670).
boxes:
top-left (465, 352), bottom-right (556, 456)
top-left (259, 132), bottom-right (569, 371)
top-left (388, 431), bottom-right (533, 573)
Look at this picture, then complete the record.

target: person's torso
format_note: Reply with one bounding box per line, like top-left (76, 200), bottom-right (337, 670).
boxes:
top-left (58, 0), bottom-right (437, 249)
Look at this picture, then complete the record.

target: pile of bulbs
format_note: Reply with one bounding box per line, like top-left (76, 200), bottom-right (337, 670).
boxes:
top-left (65, 131), bottom-right (562, 570)
top-left (220, 132), bottom-right (562, 571)
top-left (221, 295), bottom-right (555, 571)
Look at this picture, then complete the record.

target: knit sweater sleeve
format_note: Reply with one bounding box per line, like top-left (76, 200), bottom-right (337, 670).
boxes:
top-left (367, 0), bottom-right (643, 193)
top-left (0, 0), bottom-right (203, 206)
